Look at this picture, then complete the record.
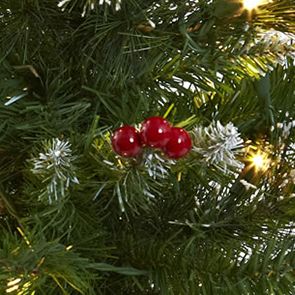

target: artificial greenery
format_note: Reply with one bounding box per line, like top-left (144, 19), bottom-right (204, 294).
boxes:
top-left (0, 0), bottom-right (294, 294)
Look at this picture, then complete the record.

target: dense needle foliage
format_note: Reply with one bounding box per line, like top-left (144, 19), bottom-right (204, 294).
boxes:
top-left (0, 0), bottom-right (294, 294)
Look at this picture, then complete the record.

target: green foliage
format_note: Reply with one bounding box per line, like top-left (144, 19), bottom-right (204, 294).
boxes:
top-left (0, 0), bottom-right (294, 293)
top-left (0, 224), bottom-right (145, 294)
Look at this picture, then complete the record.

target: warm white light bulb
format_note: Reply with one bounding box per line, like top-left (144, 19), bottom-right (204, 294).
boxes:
top-left (252, 154), bottom-right (264, 168)
top-left (249, 150), bottom-right (270, 172)
top-left (243, 0), bottom-right (264, 10)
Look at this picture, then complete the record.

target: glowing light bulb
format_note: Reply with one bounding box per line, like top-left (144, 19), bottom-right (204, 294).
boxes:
top-left (243, 0), bottom-right (265, 10)
top-left (249, 150), bottom-right (270, 172)
top-left (252, 154), bottom-right (264, 168)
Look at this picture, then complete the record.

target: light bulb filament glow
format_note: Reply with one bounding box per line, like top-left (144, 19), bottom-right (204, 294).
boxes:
top-left (249, 150), bottom-right (270, 172)
top-left (243, 0), bottom-right (266, 10)
top-left (252, 154), bottom-right (264, 168)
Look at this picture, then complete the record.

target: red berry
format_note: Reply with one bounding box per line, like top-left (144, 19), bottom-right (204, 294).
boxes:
top-left (111, 126), bottom-right (142, 157)
top-left (164, 127), bottom-right (192, 159)
top-left (140, 117), bottom-right (172, 148)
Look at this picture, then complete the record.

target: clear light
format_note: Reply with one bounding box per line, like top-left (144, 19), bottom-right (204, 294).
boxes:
top-left (252, 154), bottom-right (264, 168)
top-left (243, 0), bottom-right (265, 10)
top-left (249, 150), bottom-right (270, 172)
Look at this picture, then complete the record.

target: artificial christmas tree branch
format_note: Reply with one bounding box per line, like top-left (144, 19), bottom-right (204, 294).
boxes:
top-left (0, 0), bottom-right (294, 293)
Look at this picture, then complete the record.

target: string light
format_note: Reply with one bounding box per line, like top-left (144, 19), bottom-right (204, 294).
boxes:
top-left (248, 150), bottom-right (270, 172)
top-left (243, 0), bottom-right (268, 10)
top-left (252, 154), bottom-right (264, 168)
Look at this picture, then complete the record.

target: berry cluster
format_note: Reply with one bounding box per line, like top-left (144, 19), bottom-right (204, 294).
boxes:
top-left (111, 117), bottom-right (192, 159)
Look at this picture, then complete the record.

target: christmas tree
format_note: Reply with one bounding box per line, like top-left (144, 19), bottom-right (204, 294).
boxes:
top-left (1, 0), bottom-right (295, 294)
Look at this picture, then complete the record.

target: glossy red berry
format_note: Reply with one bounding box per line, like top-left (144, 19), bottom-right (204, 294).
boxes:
top-left (164, 127), bottom-right (192, 159)
top-left (111, 126), bottom-right (142, 157)
top-left (140, 117), bottom-right (172, 148)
